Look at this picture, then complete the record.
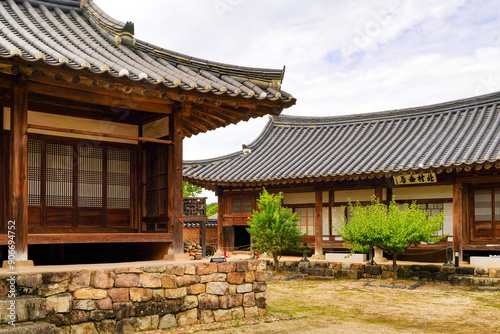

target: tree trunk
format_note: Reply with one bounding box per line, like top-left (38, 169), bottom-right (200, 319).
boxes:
top-left (392, 255), bottom-right (398, 280)
top-left (272, 251), bottom-right (280, 272)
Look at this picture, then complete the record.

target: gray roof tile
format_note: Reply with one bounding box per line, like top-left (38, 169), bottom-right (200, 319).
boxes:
top-left (184, 91), bottom-right (500, 185)
top-left (0, 0), bottom-right (293, 103)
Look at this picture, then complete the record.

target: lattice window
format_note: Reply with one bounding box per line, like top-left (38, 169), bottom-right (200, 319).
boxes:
top-left (419, 202), bottom-right (444, 236)
top-left (294, 207), bottom-right (315, 235)
top-left (107, 149), bottom-right (131, 208)
top-left (27, 141), bottom-right (42, 206)
top-left (78, 146), bottom-right (103, 208)
top-left (46, 143), bottom-right (73, 207)
top-left (232, 198), bottom-right (253, 214)
top-left (183, 198), bottom-right (206, 216)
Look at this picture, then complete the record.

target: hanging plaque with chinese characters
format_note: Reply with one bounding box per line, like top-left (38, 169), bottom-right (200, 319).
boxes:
top-left (393, 173), bottom-right (437, 186)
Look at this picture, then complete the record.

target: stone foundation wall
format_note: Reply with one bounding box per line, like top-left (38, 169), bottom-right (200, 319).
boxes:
top-left (264, 260), bottom-right (500, 286)
top-left (0, 260), bottom-right (267, 333)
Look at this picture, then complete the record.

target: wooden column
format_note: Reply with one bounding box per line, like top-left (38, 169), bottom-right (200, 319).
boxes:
top-left (328, 190), bottom-right (334, 239)
top-left (167, 103), bottom-right (187, 255)
top-left (216, 187), bottom-right (224, 252)
top-left (314, 188), bottom-right (323, 255)
top-left (0, 98), bottom-right (4, 232)
top-left (453, 177), bottom-right (463, 260)
top-left (374, 187), bottom-right (383, 202)
top-left (10, 78), bottom-right (29, 261)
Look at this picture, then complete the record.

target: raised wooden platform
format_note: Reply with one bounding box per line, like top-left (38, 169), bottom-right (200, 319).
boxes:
top-left (0, 233), bottom-right (173, 245)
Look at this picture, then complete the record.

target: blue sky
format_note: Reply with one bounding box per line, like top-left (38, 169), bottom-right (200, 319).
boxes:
top-left (101, 0), bottom-right (500, 202)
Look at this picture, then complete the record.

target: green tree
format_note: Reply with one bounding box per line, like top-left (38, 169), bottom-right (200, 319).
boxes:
top-left (335, 196), bottom-right (444, 279)
top-left (206, 203), bottom-right (218, 217)
top-left (247, 188), bottom-right (304, 272)
top-left (182, 181), bottom-right (202, 197)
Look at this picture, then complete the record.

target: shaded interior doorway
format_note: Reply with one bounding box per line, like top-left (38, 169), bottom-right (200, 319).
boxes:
top-left (234, 226), bottom-right (251, 250)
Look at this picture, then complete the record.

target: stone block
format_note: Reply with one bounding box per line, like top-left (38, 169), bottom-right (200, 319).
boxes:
top-left (228, 285), bottom-right (237, 294)
top-left (187, 283), bottom-right (205, 295)
top-left (130, 288), bottom-right (153, 302)
top-left (142, 265), bottom-right (167, 273)
top-left (455, 267), bottom-right (475, 275)
top-left (0, 296), bottom-right (46, 323)
top-left (115, 318), bottom-right (137, 334)
top-left (237, 283), bottom-right (253, 294)
top-left (231, 306), bottom-right (245, 319)
top-left (198, 293), bottom-right (220, 309)
top-left (185, 264), bottom-right (196, 275)
top-left (212, 273), bottom-right (227, 282)
top-left (253, 282), bottom-right (267, 292)
top-left (68, 310), bottom-right (89, 324)
top-left (440, 266), bottom-right (456, 274)
top-left (68, 271), bottom-right (91, 292)
top-left (245, 271), bottom-right (255, 283)
top-left (199, 309), bottom-right (214, 324)
top-left (248, 260), bottom-right (258, 271)
top-left (227, 272), bottom-right (245, 284)
top-left (255, 271), bottom-right (266, 282)
top-left (341, 262), bottom-right (352, 269)
top-left (136, 301), bottom-right (158, 317)
top-left (243, 292), bottom-right (256, 307)
top-left (161, 274), bottom-right (177, 288)
top-left (152, 289), bottom-right (165, 300)
top-left (70, 322), bottom-right (98, 334)
top-left (107, 288), bottom-right (129, 302)
top-left (137, 315), bottom-right (159, 331)
top-left (255, 292), bottom-right (266, 309)
top-left (489, 269), bottom-right (500, 278)
top-left (90, 271), bottom-right (114, 289)
top-left (73, 288), bottom-right (107, 300)
top-left (165, 287), bottom-right (187, 299)
top-left (165, 265), bottom-right (185, 276)
top-left (157, 299), bottom-right (183, 315)
top-left (207, 282), bottom-right (229, 295)
top-left (183, 275), bottom-right (200, 287)
top-left (38, 281), bottom-right (69, 298)
top-left (219, 294), bottom-right (243, 309)
top-left (159, 314), bottom-right (177, 329)
top-left (89, 309), bottom-right (114, 321)
top-left (200, 274), bottom-right (213, 283)
top-left (115, 274), bottom-right (138, 288)
top-left (218, 261), bottom-right (235, 273)
top-left (475, 267), bottom-right (489, 276)
top-left (72, 299), bottom-right (96, 311)
top-left (95, 319), bottom-right (116, 334)
top-left (244, 306), bottom-right (259, 318)
top-left (139, 273), bottom-right (162, 288)
top-left (176, 308), bottom-right (198, 327)
top-left (17, 274), bottom-right (42, 287)
top-left (114, 267), bottom-right (142, 274)
top-left (196, 263), bottom-right (213, 275)
top-left (346, 270), bottom-right (361, 280)
top-left (96, 298), bottom-right (112, 310)
top-left (47, 293), bottom-right (72, 313)
top-left (259, 308), bottom-right (268, 316)
top-left (351, 264), bottom-right (365, 271)
top-left (236, 261), bottom-right (248, 272)
top-left (181, 295), bottom-right (199, 311)
top-left (112, 302), bottom-right (136, 320)
top-left (381, 271), bottom-right (394, 279)
top-left (213, 309), bottom-right (232, 322)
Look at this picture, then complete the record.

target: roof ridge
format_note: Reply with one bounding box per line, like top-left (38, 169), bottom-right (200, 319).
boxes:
top-left (275, 90), bottom-right (500, 126)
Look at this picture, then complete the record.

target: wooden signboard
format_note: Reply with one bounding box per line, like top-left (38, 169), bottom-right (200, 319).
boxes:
top-left (393, 173), bottom-right (437, 186)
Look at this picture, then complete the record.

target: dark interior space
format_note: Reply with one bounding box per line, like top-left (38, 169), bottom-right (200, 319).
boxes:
top-left (234, 226), bottom-right (251, 250)
top-left (0, 242), bottom-right (169, 266)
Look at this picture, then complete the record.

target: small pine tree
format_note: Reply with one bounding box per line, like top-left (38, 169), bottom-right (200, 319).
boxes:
top-left (247, 188), bottom-right (304, 272)
top-left (335, 196), bottom-right (445, 279)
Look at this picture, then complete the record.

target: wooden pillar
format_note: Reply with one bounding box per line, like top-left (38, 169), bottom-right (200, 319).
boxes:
top-left (453, 177), bottom-right (463, 260)
top-left (10, 78), bottom-right (29, 261)
top-left (0, 98), bottom-right (4, 232)
top-left (314, 188), bottom-right (323, 255)
top-left (167, 103), bottom-right (187, 255)
top-left (328, 190), bottom-right (334, 239)
top-left (374, 187), bottom-right (383, 203)
top-left (216, 187), bottom-right (225, 252)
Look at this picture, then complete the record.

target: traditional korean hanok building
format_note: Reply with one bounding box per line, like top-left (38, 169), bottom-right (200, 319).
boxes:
top-left (184, 91), bottom-right (500, 262)
top-left (0, 0), bottom-right (295, 265)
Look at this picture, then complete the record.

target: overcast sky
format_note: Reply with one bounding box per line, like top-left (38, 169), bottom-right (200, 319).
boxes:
top-left (100, 0), bottom-right (500, 203)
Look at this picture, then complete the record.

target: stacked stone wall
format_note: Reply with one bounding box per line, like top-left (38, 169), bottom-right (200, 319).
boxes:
top-left (0, 260), bottom-right (267, 333)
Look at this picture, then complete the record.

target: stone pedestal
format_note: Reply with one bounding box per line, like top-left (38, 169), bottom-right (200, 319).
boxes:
top-left (373, 248), bottom-right (387, 263)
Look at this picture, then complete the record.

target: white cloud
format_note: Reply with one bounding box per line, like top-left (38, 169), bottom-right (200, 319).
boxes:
top-left (99, 0), bottom-right (500, 201)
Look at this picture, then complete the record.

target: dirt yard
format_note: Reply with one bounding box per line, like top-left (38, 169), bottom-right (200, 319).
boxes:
top-left (154, 277), bottom-right (500, 334)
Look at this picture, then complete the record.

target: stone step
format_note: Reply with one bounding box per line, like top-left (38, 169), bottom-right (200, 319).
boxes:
top-left (450, 275), bottom-right (500, 287)
top-left (0, 322), bottom-right (56, 334)
top-left (0, 296), bottom-right (46, 324)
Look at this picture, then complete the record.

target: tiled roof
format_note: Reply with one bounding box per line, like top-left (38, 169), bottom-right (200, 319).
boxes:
top-left (0, 0), bottom-right (293, 102)
top-left (184, 91), bottom-right (500, 186)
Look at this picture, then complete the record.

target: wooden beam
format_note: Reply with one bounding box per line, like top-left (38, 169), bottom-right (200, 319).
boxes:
top-left (315, 188), bottom-right (323, 255)
top-left (0, 233), bottom-right (173, 245)
top-left (28, 124), bottom-right (173, 145)
top-left (167, 103), bottom-right (185, 255)
top-left (28, 81), bottom-right (172, 115)
top-left (10, 77), bottom-right (29, 261)
top-left (453, 177), bottom-right (463, 260)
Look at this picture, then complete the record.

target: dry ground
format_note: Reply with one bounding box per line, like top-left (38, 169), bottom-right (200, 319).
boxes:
top-left (151, 277), bottom-right (500, 334)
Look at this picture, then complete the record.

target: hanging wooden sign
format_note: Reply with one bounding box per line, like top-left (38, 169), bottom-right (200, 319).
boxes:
top-left (393, 173), bottom-right (437, 186)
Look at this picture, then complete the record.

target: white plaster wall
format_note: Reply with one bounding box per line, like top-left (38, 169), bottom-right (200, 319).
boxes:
top-left (4, 108), bottom-right (138, 144)
top-left (335, 189), bottom-right (375, 203)
top-left (392, 185), bottom-right (453, 200)
top-left (283, 192), bottom-right (314, 205)
top-left (443, 203), bottom-right (453, 236)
